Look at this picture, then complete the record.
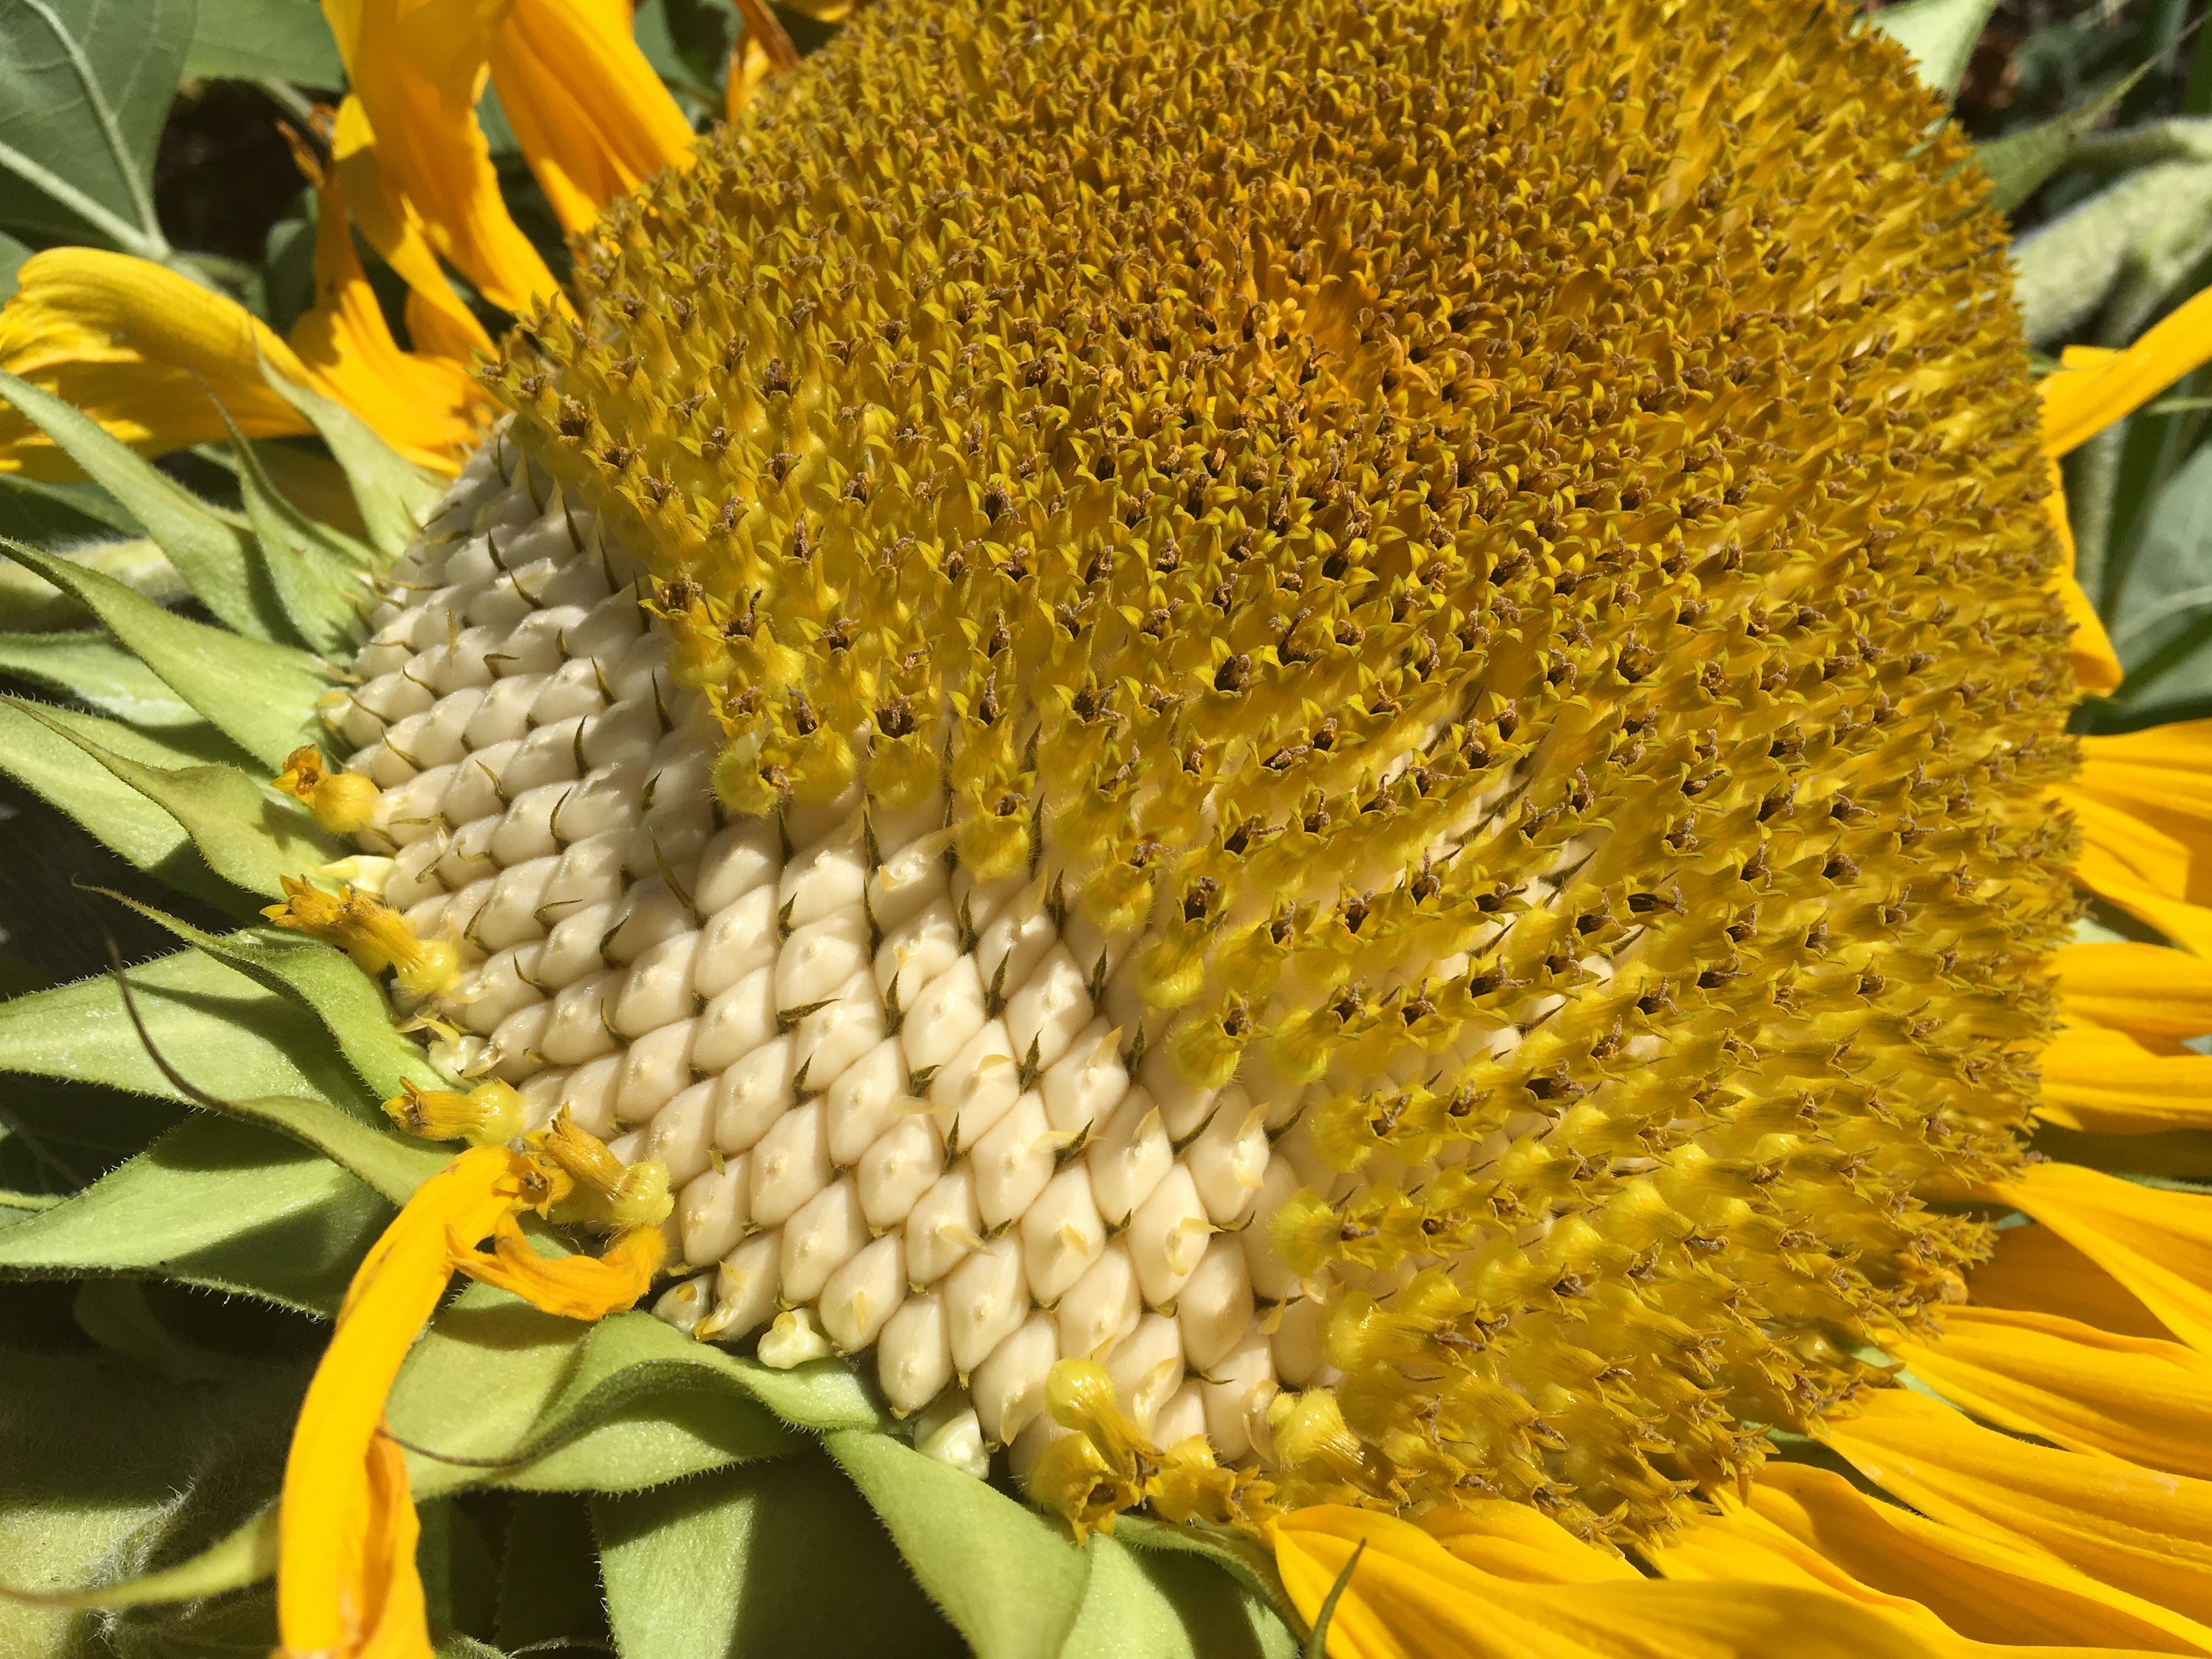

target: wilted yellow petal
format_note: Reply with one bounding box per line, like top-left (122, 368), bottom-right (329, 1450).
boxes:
top-left (726, 34), bottom-right (777, 119)
top-left (2045, 459), bottom-right (2124, 694)
top-left (1412, 1501), bottom-right (1637, 1584)
top-left (0, 249), bottom-right (313, 475)
top-left (279, 1144), bottom-right (530, 1657)
top-left (488, 0), bottom-right (696, 237)
top-left (448, 1214), bottom-right (664, 1317)
top-left (1270, 1504), bottom-right (2131, 1659)
top-left (2057, 941), bottom-right (2212, 1042)
top-left (1989, 1161), bottom-right (2212, 1354)
top-left (2039, 1024), bottom-right (2212, 1133)
top-left (320, 0), bottom-right (561, 317)
top-left (1894, 1305), bottom-right (2212, 1480)
top-left (1823, 1387), bottom-right (2212, 1624)
top-left (2043, 285), bottom-right (2212, 458)
top-left (1740, 1460), bottom-right (2212, 1654)
top-left (327, 95), bottom-right (495, 364)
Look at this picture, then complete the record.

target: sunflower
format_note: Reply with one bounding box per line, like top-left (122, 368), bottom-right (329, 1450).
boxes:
top-left (7, 0), bottom-right (2212, 1656)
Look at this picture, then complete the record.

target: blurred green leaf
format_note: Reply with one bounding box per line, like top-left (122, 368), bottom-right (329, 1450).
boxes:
top-left (495, 1495), bottom-right (608, 1653)
top-left (0, 541), bottom-right (333, 768)
top-left (2107, 442), bottom-right (2212, 717)
top-left (594, 1452), bottom-right (965, 1659)
top-left (1062, 1532), bottom-right (1296, 1659)
top-left (0, 369), bottom-right (288, 641)
top-left (390, 1293), bottom-right (800, 1499)
top-left (0, 538), bottom-right (189, 631)
top-left (0, 630), bottom-right (200, 727)
top-left (1979, 58), bottom-right (2171, 227)
top-left (184, 0), bottom-right (343, 88)
top-left (0, 0), bottom-right (190, 260)
top-left (1871, 0), bottom-right (1999, 98)
top-left (0, 226), bottom-right (26, 302)
top-left (826, 1429), bottom-right (1092, 1659)
top-left (0, 1113), bottom-right (386, 1313)
top-left (0, 1075), bottom-right (183, 1205)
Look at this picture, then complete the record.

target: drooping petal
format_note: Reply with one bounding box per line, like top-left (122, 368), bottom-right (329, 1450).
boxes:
top-left (1270, 1505), bottom-right (2131, 1659)
top-left (2057, 785), bottom-right (2212, 957)
top-left (1413, 1500), bottom-right (1638, 1584)
top-left (0, 248), bottom-right (314, 475)
top-left (1647, 1498), bottom-right (1960, 1640)
top-left (1892, 1305), bottom-right (2212, 1479)
top-left (1822, 1387), bottom-right (2212, 1624)
top-left (2039, 1025), bottom-right (2212, 1134)
top-left (448, 1214), bottom-right (665, 1318)
top-left (2056, 941), bottom-right (2212, 1043)
top-left (2045, 459), bottom-right (2124, 694)
top-left (2042, 286), bottom-right (2212, 458)
top-left (1966, 1220), bottom-right (2173, 1341)
top-left (278, 1144), bottom-right (531, 1657)
top-left (488, 0), bottom-right (697, 237)
top-left (1737, 1460), bottom-right (2212, 1654)
top-left (320, 0), bottom-right (561, 317)
top-left (1988, 1161), bottom-right (2212, 1353)
top-left (283, 132), bottom-right (492, 472)
top-left (328, 94), bottom-right (496, 363)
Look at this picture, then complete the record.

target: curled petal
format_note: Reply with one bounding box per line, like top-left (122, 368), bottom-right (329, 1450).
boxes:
top-left (449, 1214), bottom-right (665, 1319)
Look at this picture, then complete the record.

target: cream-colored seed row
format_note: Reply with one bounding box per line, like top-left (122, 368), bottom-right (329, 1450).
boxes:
top-left (332, 434), bottom-right (1409, 1470)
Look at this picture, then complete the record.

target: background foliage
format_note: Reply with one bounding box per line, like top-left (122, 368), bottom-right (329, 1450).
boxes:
top-left (0, 0), bottom-right (2206, 1655)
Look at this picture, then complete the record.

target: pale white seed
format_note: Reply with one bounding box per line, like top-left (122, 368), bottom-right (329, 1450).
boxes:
top-left (614, 932), bottom-right (701, 1035)
top-left (826, 1038), bottom-right (908, 1167)
top-left (539, 969), bottom-right (619, 1065)
top-left (757, 1306), bottom-right (834, 1369)
top-left (1104, 1313), bottom-right (1184, 1436)
top-left (1056, 1240), bottom-right (1141, 1360)
top-left (970, 1311), bottom-right (1058, 1445)
top-left (876, 899), bottom-right (961, 1005)
top-left (1038, 1019), bottom-right (1128, 1136)
top-left (677, 1156), bottom-right (750, 1267)
top-left (1271, 1296), bottom-right (1338, 1389)
top-left (643, 1077), bottom-right (717, 1186)
top-left (1018, 1165), bottom-right (1105, 1305)
top-left (702, 1230), bottom-right (781, 1341)
top-left (1087, 1088), bottom-right (1171, 1224)
top-left (694, 888), bottom-right (780, 999)
top-left (899, 955), bottom-right (987, 1070)
top-left (750, 1099), bottom-right (832, 1227)
top-left (791, 973), bottom-right (885, 1088)
top-left (652, 1273), bottom-right (712, 1336)
top-left (1177, 1235), bottom-right (1257, 1372)
top-left (913, 1392), bottom-right (990, 1479)
top-left (935, 1019), bottom-right (1022, 1153)
top-left (1201, 1333), bottom-right (1279, 1462)
top-left (1151, 1380), bottom-right (1208, 1449)
top-left (877, 1290), bottom-right (953, 1415)
top-left (694, 820), bottom-right (780, 916)
top-left (1242, 1156), bottom-right (1306, 1302)
top-left (777, 913), bottom-right (872, 1008)
top-left (710, 1035), bottom-right (796, 1152)
top-left (780, 1177), bottom-right (869, 1305)
top-left (780, 829), bottom-right (867, 929)
top-left (945, 1233), bottom-right (1028, 1373)
top-left (692, 965), bottom-right (777, 1076)
top-left (1185, 1096), bottom-right (1271, 1226)
top-left (857, 1114), bottom-right (942, 1231)
top-left (1002, 944), bottom-right (1091, 1075)
top-left (1128, 1166), bottom-right (1212, 1308)
top-left (614, 1020), bottom-right (697, 1122)
top-left (903, 1167), bottom-right (984, 1286)
top-left (820, 1231), bottom-right (905, 1351)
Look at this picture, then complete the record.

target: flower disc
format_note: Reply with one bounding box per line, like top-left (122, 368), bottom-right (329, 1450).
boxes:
top-left (339, 0), bottom-right (2079, 1536)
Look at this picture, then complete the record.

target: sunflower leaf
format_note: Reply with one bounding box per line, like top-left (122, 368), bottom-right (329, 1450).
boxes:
top-left (1869, 0), bottom-right (1998, 98)
top-left (220, 413), bottom-right (372, 657)
top-left (0, 369), bottom-right (290, 638)
top-left (261, 364), bottom-right (439, 560)
top-left (594, 1452), bottom-right (965, 1659)
top-left (0, 629), bottom-right (200, 727)
top-left (0, 1505), bottom-right (277, 1609)
top-left (184, 0), bottom-right (344, 87)
top-left (8, 697), bottom-right (341, 896)
top-left (0, 0), bottom-right (189, 260)
top-left (0, 1113), bottom-right (386, 1313)
top-left (0, 942), bottom-right (380, 1115)
top-left (0, 539), bottom-right (332, 766)
top-left (391, 1294), bottom-right (800, 1499)
top-left (1113, 1515), bottom-right (1297, 1632)
top-left (0, 698), bottom-right (233, 901)
top-left (826, 1428), bottom-right (1093, 1659)
top-left (1062, 1531), bottom-right (1296, 1659)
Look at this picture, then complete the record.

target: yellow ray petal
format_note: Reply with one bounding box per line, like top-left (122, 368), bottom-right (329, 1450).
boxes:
top-left (2040, 1024), bottom-right (2212, 1134)
top-left (1740, 1460), bottom-right (2212, 1654)
top-left (1967, 1219), bottom-right (2173, 1341)
top-left (279, 1144), bottom-right (530, 1657)
top-left (283, 134), bottom-right (492, 472)
top-left (1649, 1499), bottom-right (1960, 1641)
top-left (1823, 1386), bottom-right (2212, 1624)
top-left (488, 0), bottom-right (696, 237)
top-left (2045, 458), bottom-right (2124, 694)
top-left (328, 95), bottom-right (495, 363)
top-left (0, 248), bottom-right (314, 475)
top-left (726, 34), bottom-right (777, 120)
top-left (2043, 286), bottom-right (2212, 458)
top-left (1270, 1504), bottom-right (2150, 1659)
top-left (448, 1213), bottom-right (665, 1318)
top-left (1893, 1305), bottom-right (2212, 1479)
top-left (1412, 1501), bottom-right (1638, 1584)
top-left (2057, 785), bottom-right (2212, 957)
top-left (320, 0), bottom-right (561, 318)
top-left (2057, 941), bottom-right (2212, 1043)
top-left (1988, 1160), bottom-right (2212, 1354)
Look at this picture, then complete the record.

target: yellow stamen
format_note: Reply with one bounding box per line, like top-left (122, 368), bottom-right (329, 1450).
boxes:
top-left (1026, 1358), bottom-right (1273, 1540)
top-left (273, 745), bottom-right (386, 836)
top-left (533, 1111), bottom-right (675, 1228)
top-left (263, 875), bottom-right (460, 999)
top-left (382, 1078), bottom-right (523, 1145)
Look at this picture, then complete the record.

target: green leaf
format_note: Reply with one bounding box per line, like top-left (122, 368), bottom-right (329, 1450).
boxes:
top-left (0, 226), bottom-right (25, 302)
top-left (8, 697), bottom-right (342, 896)
top-left (263, 363), bottom-right (440, 561)
top-left (184, 0), bottom-right (344, 87)
top-left (826, 1429), bottom-right (1092, 1659)
top-left (1869, 0), bottom-right (1999, 98)
top-left (0, 466), bottom-right (138, 539)
top-left (1062, 1532), bottom-right (1296, 1659)
top-left (1300, 1543), bottom-right (1363, 1659)
top-left (0, 535), bottom-right (189, 630)
top-left (0, 1075), bottom-right (184, 1203)
top-left (0, 1113), bottom-right (387, 1313)
top-left (0, 370), bottom-right (289, 641)
top-left (0, 942), bottom-right (382, 1114)
top-left (0, 539), bottom-right (333, 767)
top-left (1113, 1515), bottom-right (1296, 1632)
top-left (2109, 443), bottom-right (2212, 716)
top-left (390, 1294), bottom-right (802, 1500)
top-left (0, 0), bottom-right (188, 260)
top-left (218, 409), bottom-right (373, 656)
top-left (0, 629), bottom-right (201, 727)
top-left (0, 1505), bottom-right (276, 1609)
top-left (1979, 55), bottom-right (2172, 223)
top-left (495, 1495), bottom-right (608, 1653)
top-left (594, 1452), bottom-right (965, 1659)
top-left (0, 698), bottom-right (230, 897)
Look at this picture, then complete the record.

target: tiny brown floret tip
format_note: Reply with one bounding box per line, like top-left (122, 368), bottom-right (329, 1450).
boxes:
top-left (467, 0), bottom-right (2075, 1535)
